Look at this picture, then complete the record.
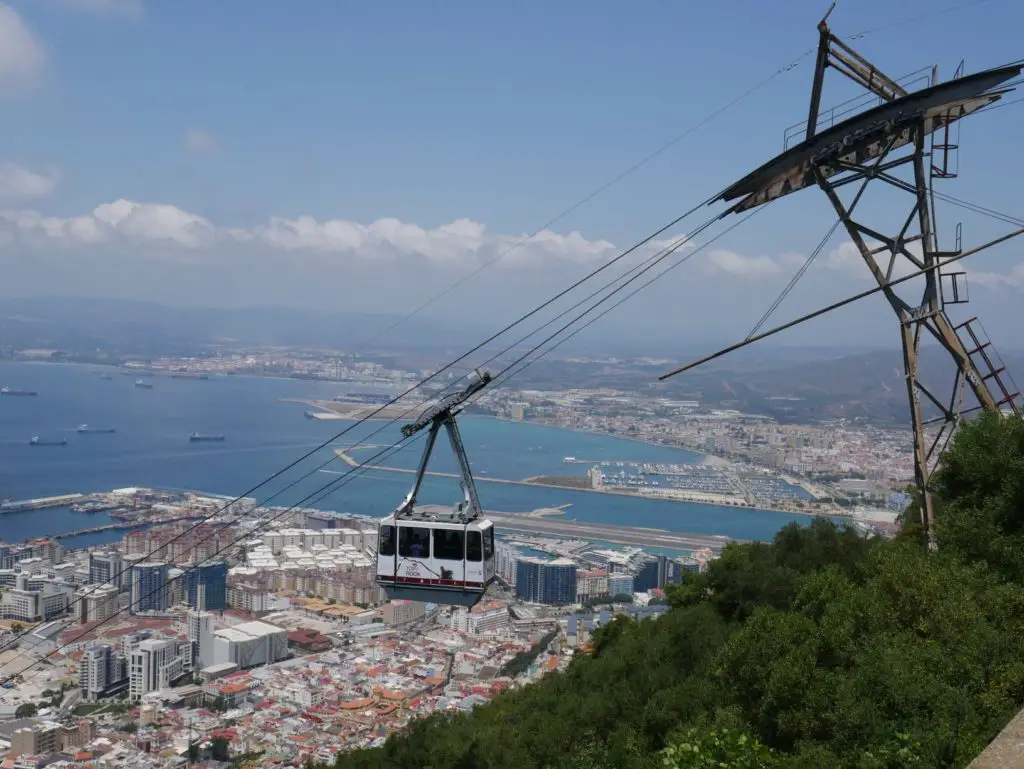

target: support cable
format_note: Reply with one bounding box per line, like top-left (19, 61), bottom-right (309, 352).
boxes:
top-left (746, 218), bottom-right (842, 339)
top-left (659, 225), bottom-right (1024, 381)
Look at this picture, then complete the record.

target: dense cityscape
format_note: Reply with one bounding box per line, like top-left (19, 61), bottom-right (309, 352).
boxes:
top-left (0, 486), bottom-right (708, 764)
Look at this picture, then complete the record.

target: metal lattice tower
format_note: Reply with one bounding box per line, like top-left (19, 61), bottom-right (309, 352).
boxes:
top-left (711, 7), bottom-right (1022, 544)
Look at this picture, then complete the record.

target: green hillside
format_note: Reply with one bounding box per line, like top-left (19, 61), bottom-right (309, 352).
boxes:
top-left (330, 411), bottom-right (1024, 769)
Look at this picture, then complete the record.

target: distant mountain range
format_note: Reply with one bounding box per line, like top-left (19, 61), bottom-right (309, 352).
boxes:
top-left (2, 296), bottom-right (1020, 426)
top-left (0, 296), bottom-right (892, 360)
top-left (0, 296), bottom-right (480, 355)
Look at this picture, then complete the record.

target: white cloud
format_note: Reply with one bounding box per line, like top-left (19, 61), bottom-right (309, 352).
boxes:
top-left (0, 5), bottom-right (46, 93)
top-left (967, 263), bottom-right (1024, 290)
top-left (706, 248), bottom-right (781, 277)
top-left (0, 162), bottom-right (58, 202)
top-left (0, 198), bottom-right (621, 267)
top-left (184, 129), bottom-right (218, 156)
top-left (59, 0), bottom-right (142, 17)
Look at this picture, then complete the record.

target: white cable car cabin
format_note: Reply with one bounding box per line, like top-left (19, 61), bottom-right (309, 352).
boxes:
top-left (375, 372), bottom-right (497, 608)
top-left (376, 508), bottom-right (495, 608)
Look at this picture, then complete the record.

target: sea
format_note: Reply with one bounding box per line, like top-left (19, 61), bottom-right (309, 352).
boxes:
top-left (0, 362), bottom-right (827, 552)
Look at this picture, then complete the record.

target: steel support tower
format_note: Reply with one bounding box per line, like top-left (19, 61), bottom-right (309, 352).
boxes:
top-left (708, 8), bottom-right (1022, 544)
top-left (805, 15), bottom-right (1020, 541)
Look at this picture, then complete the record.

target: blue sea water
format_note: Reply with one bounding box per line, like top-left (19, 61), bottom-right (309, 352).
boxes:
top-left (0, 362), bottom-right (822, 550)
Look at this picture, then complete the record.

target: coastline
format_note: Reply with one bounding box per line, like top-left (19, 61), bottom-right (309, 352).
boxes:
top-left (3, 360), bottom-right (845, 521)
top-left (332, 447), bottom-right (850, 521)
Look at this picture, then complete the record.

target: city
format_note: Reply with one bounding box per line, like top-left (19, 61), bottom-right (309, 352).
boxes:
top-left (0, 487), bottom-right (707, 763)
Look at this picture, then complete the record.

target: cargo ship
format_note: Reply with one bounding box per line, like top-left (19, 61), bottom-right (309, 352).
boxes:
top-left (134, 380), bottom-right (154, 389)
top-left (171, 373), bottom-right (210, 380)
top-left (77, 424), bottom-right (116, 434)
top-left (30, 436), bottom-right (67, 446)
top-left (1, 387), bottom-right (38, 396)
top-left (189, 433), bottom-right (225, 442)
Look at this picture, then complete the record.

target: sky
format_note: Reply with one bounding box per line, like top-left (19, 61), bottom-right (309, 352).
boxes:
top-left (0, 0), bottom-right (1022, 352)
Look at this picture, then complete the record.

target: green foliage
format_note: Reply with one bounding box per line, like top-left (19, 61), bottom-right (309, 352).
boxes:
top-left (14, 702), bottom-right (37, 718)
top-left (326, 415), bottom-right (1024, 769)
top-left (499, 630), bottom-right (558, 678)
top-left (661, 728), bottom-right (782, 768)
top-left (211, 735), bottom-right (231, 761)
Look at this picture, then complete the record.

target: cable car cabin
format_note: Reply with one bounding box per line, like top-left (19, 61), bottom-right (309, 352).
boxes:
top-left (376, 508), bottom-right (495, 608)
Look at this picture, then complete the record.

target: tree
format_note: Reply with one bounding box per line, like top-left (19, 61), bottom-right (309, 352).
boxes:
top-left (211, 735), bottom-right (231, 761)
top-left (661, 729), bottom-right (782, 768)
top-left (14, 703), bottom-right (37, 718)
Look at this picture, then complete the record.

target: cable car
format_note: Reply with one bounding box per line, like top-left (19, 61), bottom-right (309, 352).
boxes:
top-left (375, 373), bottom-right (497, 608)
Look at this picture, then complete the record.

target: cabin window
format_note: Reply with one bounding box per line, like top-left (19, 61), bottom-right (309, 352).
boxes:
top-left (399, 526), bottom-right (431, 559)
top-left (484, 527), bottom-right (494, 559)
top-left (379, 525), bottom-right (396, 556)
top-left (433, 529), bottom-right (465, 561)
top-left (466, 530), bottom-right (483, 562)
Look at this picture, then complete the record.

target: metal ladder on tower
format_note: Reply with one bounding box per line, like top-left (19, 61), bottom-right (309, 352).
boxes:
top-left (953, 316), bottom-right (1023, 414)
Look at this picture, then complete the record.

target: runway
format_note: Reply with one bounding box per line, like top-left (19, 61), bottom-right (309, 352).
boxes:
top-left (415, 503), bottom-right (736, 553)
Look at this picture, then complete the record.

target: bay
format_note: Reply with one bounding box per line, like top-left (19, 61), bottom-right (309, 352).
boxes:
top-left (0, 362), bottom-right (822, 549)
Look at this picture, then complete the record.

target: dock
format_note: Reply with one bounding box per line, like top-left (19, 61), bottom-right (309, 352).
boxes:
top-left (53, 514), bottom-right (209, 540)
top-left (0, 494), bottom-right (87, 514)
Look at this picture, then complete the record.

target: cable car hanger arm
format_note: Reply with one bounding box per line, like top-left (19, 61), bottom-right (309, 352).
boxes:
top-left (394, 371), bottom-right (491, 520)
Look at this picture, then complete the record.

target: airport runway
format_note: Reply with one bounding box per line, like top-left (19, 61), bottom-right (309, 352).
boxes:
top-left (487, 513), bottom-right (734, 552)
top-left (415, 503), bottom-right (735, 552)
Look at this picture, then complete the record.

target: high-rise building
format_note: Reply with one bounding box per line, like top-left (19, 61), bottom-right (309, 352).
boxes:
top-left (129, 638), bottom-right (182, 701)
top-left (515, 557), bottom-right (578, 605)
top-left (633, 558), bottom-right (659, 593)
top-left (658, 555), bottom-right (685, 588)
top-left (76, 584), bottom-right (120, 624)
top-left (496, 544), bottom-right (518, 585)
top-left (184, 559), bottom-right (228, 611)
top-left (167, 567), bottom-right (185, 607)
top-left (609, 573), bottom-right (635, 597)
top-left (0, 544), bottom-right (13, 570)
top-left (187, 609), bottom-right (216, 670)
top-left (130, 562), bottom-right (169, 614)
top-left (89, 550), bottom-right (124, 589)
top-left (79, 644), bottom-right (128, 701)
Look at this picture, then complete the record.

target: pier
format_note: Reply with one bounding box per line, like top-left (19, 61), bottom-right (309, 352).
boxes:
top-left (0, 494), bottom-right (87, 515)
top-left (53, 515), bottom-right (209, 540)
